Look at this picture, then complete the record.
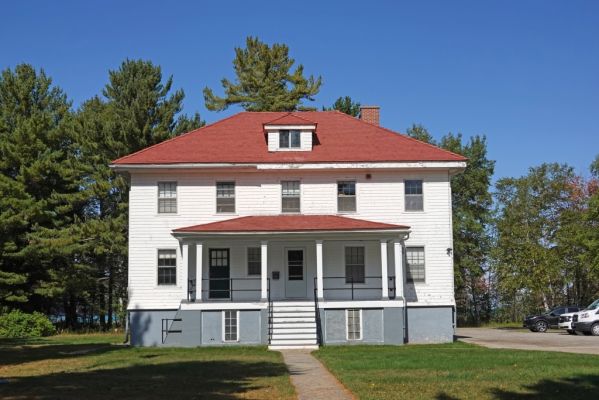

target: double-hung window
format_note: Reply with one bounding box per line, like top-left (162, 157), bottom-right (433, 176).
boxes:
top-left (247, 247), bottom-right (261, 276)
top-left (347, 309), bottom-right (362, 340)
top-left (337, 181), bottom-right (356, 213)
top-left (405, 180), bottom-right (423, 211)
top-left (406, 247), bottom-right (425, 283)
top-left (216, 182), bottom-right (235, 213)
top-left (279, 130), bottom-right (301, 149)
top-left (223, 310), bottom-right (239, 342)
top-left (158, 182), bottom-right (177, 214)
top-left (157, 249), bottom-right (177, 285)
top-left (281, 181), bottom-right (300, 213)
top-left (345, 246), bottom-right (365, 284)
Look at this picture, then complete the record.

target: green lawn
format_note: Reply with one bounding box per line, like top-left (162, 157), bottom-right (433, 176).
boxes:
top-left (315, 342), bottom-right (599, 400)
top-left (0, 333), bottom-right (295, 400)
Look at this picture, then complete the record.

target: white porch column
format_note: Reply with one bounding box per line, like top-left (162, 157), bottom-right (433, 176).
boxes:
top-left (380, 240), bottom-right (389, 299)
top-left (182, 242), bottom-right (189, 301)
top-left (394, 240), bottom-right (404, 299)
top-left (195, 242), bottom-right (203, 302)
top-left (316, 240), bottom-right (324, 299)
top-left (261, 240), bottom-right (268, 300)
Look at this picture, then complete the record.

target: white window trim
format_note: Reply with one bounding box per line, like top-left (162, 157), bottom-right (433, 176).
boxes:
top-left (336, 179), bottom-right (358, 214)
top-left (403, 179), bottom-right (425, 213)
top-left (405, 245), bottom-right (426, 284)
top-left (345, 308), bottom-right (363, 341)
top-left (280, 179), bottom-right (302, 214)
top-left (222, 310), bottom-right (240, 342)
top-left (215, 180), bottom-right (237, 215)
top-left (155, 247), bottom-right (178, 288)
top-left (157, 181), bottom-right (178, 215)
top-left (245, 245), bottom-right (262, 277)
top-left (343, 243), bottom-right (368, 286)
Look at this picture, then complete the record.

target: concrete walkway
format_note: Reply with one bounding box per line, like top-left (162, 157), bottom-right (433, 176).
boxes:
top-left (280, 350), bottom-right (354, 400)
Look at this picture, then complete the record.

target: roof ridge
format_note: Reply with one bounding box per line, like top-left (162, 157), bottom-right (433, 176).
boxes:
top-left (111, 111), bottom-right (246, 164)
top-left (331, 110), bottom-right (467, 161)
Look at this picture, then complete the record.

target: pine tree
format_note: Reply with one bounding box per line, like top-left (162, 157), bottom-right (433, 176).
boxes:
top-left (203, 36), bottom-right (322, 112)
top-left (0, 64), bottom-right (87, 316)
top-left (323, 96), bottom-right (361, 117)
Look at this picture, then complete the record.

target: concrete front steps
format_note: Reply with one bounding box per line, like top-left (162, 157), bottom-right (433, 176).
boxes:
top-left (268, 301), bottom-right (319, 350)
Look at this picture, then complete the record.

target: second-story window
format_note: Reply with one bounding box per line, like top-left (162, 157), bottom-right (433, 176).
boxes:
top-left (158, 182), bottom-right (177, 214)
top-left (405, 180), bottom-right (423, 211)
top-left (337, 181), bottom-right (356, 213)
top-left (216, 182), bottom-right (235, 213)
top-left (281, 181), bottom-right (300, 213)
top-left (279, 130), bottom-right (301, 149)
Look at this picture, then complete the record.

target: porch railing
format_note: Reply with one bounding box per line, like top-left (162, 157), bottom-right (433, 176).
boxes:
top-left (320, 276), bottom-right (396, 300)
top-left (188, 278), bottom-right (269, 302)
top-left (313, 278), bottom-right (323, 345)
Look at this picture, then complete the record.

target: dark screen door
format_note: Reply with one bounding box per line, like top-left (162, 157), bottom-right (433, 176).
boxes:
top-left (209, 249), bottom-right (230, 299)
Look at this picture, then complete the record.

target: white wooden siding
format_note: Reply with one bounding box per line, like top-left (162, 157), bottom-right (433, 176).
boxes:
top-left (127, 170), bottom-right (454, 309)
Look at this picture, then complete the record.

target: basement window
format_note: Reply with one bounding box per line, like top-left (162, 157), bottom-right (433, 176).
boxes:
top-left (223, 310), bottom-right (239, 342)
top-left (279, 130), bottom-right (301, 149)
top-left (346, 309), bottom-right (362, 340)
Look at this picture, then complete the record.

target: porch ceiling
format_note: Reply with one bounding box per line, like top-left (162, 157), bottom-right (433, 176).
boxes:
top-left (172, 215), bottom-right (409, 239)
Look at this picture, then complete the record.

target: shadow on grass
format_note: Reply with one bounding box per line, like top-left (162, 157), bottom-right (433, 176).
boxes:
top-left (0, 359), bottom-right (289, 399)
top-left (0, 338), bottom-right (121, 367)
top-left (436, 374), bottom-right (599, 400)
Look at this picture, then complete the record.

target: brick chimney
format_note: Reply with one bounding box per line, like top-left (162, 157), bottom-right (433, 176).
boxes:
top-left (359, 106), bottom-right (380, 125)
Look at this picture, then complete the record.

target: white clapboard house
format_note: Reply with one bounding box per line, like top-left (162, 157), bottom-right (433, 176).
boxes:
top-left (111, 107), bottom-right (466, 348)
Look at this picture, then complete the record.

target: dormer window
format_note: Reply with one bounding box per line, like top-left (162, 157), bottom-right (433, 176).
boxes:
top-left (279, 130), bottom-right (301, 149)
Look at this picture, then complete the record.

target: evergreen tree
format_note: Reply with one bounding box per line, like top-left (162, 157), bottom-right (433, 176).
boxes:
top-left (0, 64), bottom-right (87, 317)
top-left (203, 36), bottom-right (322, 112)
top-left (406, 124), bottom-right (435, 143)
top-left (74, 59), bottom-right (201, 328)
top-left (323, 96), bottom-right (361, 117)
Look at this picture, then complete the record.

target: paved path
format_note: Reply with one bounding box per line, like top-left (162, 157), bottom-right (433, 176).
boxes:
top-left (457, 327), bottom-right (599, 355)
top-left (280, 350), bottom-right (354, 400)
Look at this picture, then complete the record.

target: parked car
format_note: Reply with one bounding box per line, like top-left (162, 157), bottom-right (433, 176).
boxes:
top-left (523, 306), bottom-right (580, 332)
top-left (558, 311), bottom-right (581, 335)
top-left (573, 299), bottom-right (599, 336)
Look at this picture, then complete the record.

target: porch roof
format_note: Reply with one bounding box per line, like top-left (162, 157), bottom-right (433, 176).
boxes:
top-left (173, 215), bottom-right (409, 234)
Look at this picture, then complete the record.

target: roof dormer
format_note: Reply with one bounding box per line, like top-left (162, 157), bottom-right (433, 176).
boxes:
top-left (264, 113), bottom-right (317, 152)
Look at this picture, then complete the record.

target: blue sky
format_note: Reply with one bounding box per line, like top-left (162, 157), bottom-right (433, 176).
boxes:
top-left (2, 0), bottom-right (598, 180)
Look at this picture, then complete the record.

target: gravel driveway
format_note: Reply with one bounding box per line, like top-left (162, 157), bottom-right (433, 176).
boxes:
top-left (456, 327), bottom-right (599, 355)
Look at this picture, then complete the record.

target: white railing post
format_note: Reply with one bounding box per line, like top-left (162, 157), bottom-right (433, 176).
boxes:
top-left (261, 240), bottom-right (268, 300)
top-left (316, 240), bottom-right (324, 299)
top-left (195, 242), bottom-right (203, 302)
top-left (394, 240), bottom-right (404, 299)
top-left (380, 240), bottom-right (389, 299)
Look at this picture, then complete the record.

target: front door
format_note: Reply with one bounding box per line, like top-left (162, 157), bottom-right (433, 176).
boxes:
top-left (285, 249), bottom-right (306, 298)
top-left (209, 249), bottom-right (230, 299)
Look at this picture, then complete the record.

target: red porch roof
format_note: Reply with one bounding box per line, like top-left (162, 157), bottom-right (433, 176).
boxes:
top-left (173, 215), bottom-right (409, 233)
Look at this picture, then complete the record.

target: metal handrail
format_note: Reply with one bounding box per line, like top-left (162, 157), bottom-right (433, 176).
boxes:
top-left (320, 276), bottom-right (396, 300)
top-left (198, 277), bottom-right (263, 301)
top-left (267, 278), bottom-right (273, 344)
top-left (161, 318), bottom-right (182, 344)
top-left (313, 277), bottom-right (323, 345)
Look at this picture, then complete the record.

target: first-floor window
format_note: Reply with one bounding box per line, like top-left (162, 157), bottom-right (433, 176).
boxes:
top-left (223, 310), bottom-right (239, 341)
top-left (345, 246), bottom-right (365, 283)
top-left (406, 247), bottom-right (425, 282)
top-left (157, 249), bottom-right (177, 285)
top-left (347, 309), bottom-right (362, 340)
top-left (247, 247), bottom-right (261, 276)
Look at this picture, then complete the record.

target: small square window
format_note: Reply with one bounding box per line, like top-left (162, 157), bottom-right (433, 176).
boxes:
top-left (216, 182), bottom-right (235, 213)
top-left (157, 249), bottom-right (177, 285)
top-left (405, 180), bottom-right (423, 211)
top-left (279, 130), bottom-right (301, 149)
top-left (247, 247), bottom-right (261, 276)
top-left (347, 309), bottom-right (361, 340)
top-left (223, 310), bottom-right (238, 342)
top-left (337, 181), bottom-right (356, 213)
top-left (158, 182), bottom-right (177, 214)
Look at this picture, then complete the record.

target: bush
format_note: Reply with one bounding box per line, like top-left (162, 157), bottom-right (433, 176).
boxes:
top-left (0, 310), bottom-right (56, 338)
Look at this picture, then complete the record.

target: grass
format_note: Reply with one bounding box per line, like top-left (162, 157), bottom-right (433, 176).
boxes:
top-left (314, 342), bottom-right (599, 400)
top-left (0, 333), bottom-right (295, 400)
